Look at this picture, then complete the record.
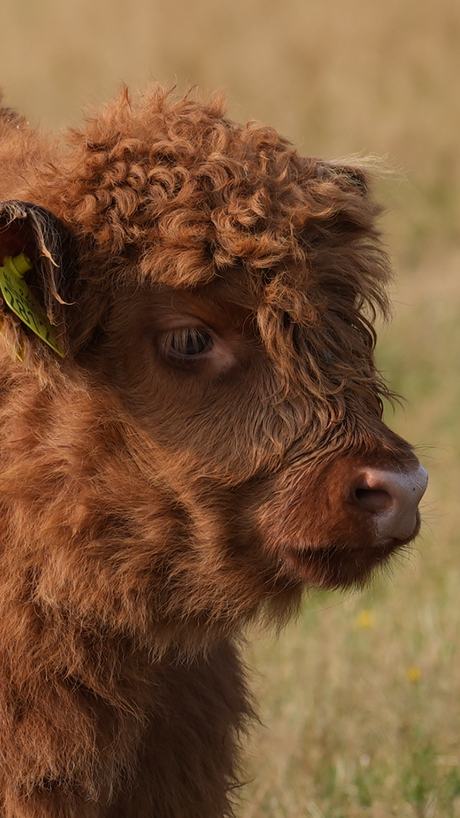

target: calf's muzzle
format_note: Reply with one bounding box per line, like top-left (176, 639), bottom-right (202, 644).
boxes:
top-left (353, 464), bottom-right (428, 543)
top-left (260, 450), bottom-right (428, 589)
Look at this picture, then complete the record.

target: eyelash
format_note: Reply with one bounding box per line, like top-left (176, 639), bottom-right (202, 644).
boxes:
top-left (161, 328), bottom-right (213, 361)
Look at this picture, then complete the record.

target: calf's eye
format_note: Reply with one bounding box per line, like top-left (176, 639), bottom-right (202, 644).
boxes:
top-left (163, 328), bottom-right (213, 360)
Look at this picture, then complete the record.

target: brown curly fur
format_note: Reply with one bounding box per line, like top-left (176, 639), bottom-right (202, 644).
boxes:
top-left (0, 85), bottom-right (422, 817)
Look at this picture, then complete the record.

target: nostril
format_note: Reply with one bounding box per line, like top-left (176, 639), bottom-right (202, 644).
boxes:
top-left (354, 487), bottom-right (393, 514)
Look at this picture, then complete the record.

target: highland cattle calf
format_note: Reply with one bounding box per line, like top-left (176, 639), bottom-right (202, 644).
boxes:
top-left (0, 86), bottom-right (427, 818)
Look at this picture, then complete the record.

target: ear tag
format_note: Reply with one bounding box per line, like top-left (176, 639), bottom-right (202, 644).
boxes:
top-left (0, 254), bottom-right (65, 357)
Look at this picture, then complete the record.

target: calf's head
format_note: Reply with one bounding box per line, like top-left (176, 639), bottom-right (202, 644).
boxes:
top-left (0, 88), bottom-right (427, 637)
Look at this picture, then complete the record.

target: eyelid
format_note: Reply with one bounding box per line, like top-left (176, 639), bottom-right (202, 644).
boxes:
top-left (159, 327), bottom-right (214, 362)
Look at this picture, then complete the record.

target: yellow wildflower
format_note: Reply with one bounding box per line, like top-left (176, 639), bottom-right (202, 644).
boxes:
top-left (356, 610), bottom-right (376, 629)
top-left (407, 665), bottom-right (421, 684)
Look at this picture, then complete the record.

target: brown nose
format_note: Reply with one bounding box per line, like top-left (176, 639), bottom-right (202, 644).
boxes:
top-left (353, 464), bottom-right (428, 541)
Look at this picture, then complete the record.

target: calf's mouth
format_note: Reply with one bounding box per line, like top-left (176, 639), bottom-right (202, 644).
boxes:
top-left (281, 537), bottom-right (411, 590)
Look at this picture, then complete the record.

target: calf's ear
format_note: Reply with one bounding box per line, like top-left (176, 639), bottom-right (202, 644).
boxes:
top-left (318, 161), bottom-right (371, 197)
top-left (0, 201), bottom-right (77, 360)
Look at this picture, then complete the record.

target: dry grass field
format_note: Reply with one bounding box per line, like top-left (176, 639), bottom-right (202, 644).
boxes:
top-left (1, 0), bottom-right (459, 815)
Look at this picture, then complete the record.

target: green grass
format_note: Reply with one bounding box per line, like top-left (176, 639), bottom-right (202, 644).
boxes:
top-left (240, 565), bottom-right (460, 817)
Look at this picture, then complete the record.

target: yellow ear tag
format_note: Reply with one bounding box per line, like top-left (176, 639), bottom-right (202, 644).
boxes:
top-left (0, 254), bottom-right (65, 357)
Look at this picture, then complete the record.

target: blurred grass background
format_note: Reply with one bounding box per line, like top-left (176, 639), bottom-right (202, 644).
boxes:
top-left (1, 1), bottom-right (459, 815)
